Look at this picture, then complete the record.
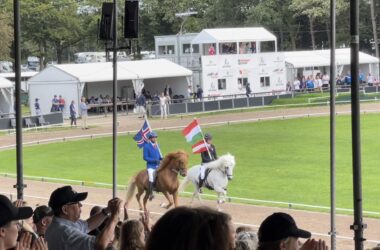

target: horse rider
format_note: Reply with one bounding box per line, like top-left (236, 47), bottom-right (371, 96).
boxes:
top-left (199, 133), bottom-right (218, 193)
top-left (143, 131), bottom-right (162, 200)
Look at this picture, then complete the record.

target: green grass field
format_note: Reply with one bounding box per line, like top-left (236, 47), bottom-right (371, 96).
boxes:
top-left (1, 114), bottom-right (380, 213)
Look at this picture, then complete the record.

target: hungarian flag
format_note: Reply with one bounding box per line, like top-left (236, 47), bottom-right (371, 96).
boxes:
top-left (182, 120), bottom-right (207, 153)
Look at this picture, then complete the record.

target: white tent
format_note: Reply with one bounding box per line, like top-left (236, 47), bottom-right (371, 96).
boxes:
top-left (0, 76), bottom-right (13, 114)
top-left (284, 49), bottom-right (380, 68)
top-left (192, 27), bottom-right (277, 44)
top-left (28, 59), bottom-right (193, 117)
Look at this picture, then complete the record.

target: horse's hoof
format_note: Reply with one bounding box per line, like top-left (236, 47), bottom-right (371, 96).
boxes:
top-left (227, 197), bottom-right (232, 202)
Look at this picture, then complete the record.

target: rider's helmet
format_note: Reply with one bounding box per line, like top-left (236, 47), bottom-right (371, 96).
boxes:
top-left (204, 133), bottom-right (212, 141)
top-left (148, 131), bottom-right (158, 139)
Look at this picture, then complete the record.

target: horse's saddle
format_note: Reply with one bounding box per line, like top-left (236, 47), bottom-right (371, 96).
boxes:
top-left (200, 168), bottom-right (214, 191)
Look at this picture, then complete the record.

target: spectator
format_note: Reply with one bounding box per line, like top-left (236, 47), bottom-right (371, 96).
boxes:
top-left (367, 73), bottom-right (374, 86)
top-left (257, 212), bottom-right (327, 250)
top-left (136, 94), bottom-right (146, 119)
top-left (45, 185), bottom-right (122, 250)
top-left (246, 83), bottom-right (252, 98)
top-left (119, 220), bottom-right (145, 250)
top-left (33, 205), bottom-right (54, 237)
top-left (59, 95), bottom-right (65, 112)
top-left (159, 92), bottom-right (168, 119)
top-left (80, 97), bottom-right (89, 129)
top-left (344, 72), bottom-right (352, 85)
top-left (322, 74), bottom-right (330, 88)
top-left (187, 85), bottom-right (193, 102)
top-left (0, 194), bottom-right (34, 250)
top-left (70, 100), bottom-right (77, 127)
top-left (236, 226), bottom-right (254, 234)
top-left (145, 206), bottom-right (235, 250)
top-left (235, 231), bottom-right (258, 250)
top-left (359, 71), bottom-right (365, 84)
top-left (35, 98), bottom-right (42, 116)
top-left (196, 85), bottom-right (203, 101)
top-left (208, 45), bottom-right (215, 55)
top-left (164, 85), bottom-right (172, 99)
top-left (293, 78), bottom-right (300, 92)
top-left (51, 95), bottom-right (59, 112)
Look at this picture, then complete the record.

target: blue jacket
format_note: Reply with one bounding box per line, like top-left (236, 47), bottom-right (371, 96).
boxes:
top-left (143, 142), bottom-right (162, 169)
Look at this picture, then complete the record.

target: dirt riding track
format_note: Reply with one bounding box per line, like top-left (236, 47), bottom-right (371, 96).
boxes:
top-left (1, 103), bottom-right (380, 249)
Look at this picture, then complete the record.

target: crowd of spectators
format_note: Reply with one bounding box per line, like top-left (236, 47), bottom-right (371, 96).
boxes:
top-left (288, 71), bottom-right (380, 93)
top-left (0, 184), bottom-right (352, 250)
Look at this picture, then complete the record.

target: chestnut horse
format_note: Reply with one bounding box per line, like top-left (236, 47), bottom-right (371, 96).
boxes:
top-left (126, 150), bottom-right (188, 211)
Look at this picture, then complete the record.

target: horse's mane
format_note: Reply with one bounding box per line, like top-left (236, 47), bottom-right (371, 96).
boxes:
top-left (204, 153), bottom-right (235, 170)
top-left (157, 150), bottom-right (188, 172)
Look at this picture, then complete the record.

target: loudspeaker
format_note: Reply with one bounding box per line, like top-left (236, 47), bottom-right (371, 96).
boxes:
top-left (124, 0), bottom-right (139, 39)
top-left (99, 2), bottom-right (114, 41)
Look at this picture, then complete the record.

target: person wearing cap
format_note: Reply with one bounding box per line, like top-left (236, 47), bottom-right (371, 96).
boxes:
top-left (45, 185), bottom-right (123, 250)
top-left (35, 98), bottom-right (42, 116)
top-left (33, 205), bottom-right (54, 237)
top-left (0, 194), bottom-right (34, 250)
top-left (198, 132), bottom-right (218, 193)
top-left (143, 131), bottom-right (163, 201)
top-left (258, 212), bottom-right (327, 250)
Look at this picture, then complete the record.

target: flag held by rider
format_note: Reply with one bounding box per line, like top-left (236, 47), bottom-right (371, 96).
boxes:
top-left (133, 120), bottom-right (151, 148)
top-left (182, 119), bottom-right (208, 154)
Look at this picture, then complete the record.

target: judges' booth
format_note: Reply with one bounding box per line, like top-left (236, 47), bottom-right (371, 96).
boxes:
top-left (0, 76), bottom-right (13, 116)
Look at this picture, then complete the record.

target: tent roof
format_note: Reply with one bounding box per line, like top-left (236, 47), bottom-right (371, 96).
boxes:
top-left (0, 76), bottom-right (13, 89)
top-left (0, 71), bottom-right (38, 78)
top-left (285, 48), bottom-right (379, 68)
top-left (191, 27), bottom-right (277, 44)
top-left (36, 59), bottom-right (192, 83)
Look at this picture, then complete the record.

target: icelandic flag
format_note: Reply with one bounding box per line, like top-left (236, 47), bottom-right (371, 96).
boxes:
top-left (133, 120), bottom-right (151, 148)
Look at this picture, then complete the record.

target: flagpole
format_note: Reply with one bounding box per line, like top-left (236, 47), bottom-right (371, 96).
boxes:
top-left (195, 118), bottom-right (213, 160)
top-left (145, 118), bottom-right (163, 158)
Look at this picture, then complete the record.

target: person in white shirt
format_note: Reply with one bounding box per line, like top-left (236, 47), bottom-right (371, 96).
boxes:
top-left (159, 92), bottom-right (168, 119)
top-left (293, 79), bottom-right (300, 92)
top-left (367, 73), bottom-right (374, 86)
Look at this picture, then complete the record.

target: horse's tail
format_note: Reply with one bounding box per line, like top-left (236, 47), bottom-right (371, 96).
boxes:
top-left (125, 177), bottom-right (137, 204)
top-left (178, 176), bottom-right (191, 193)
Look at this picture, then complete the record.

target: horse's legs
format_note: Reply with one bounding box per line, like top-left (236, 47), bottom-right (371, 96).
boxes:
top-left (173, 191), bottom-right (179, 208)
top-left (160, 191), bottom-right (173, 209)
top-left (135, 187), bottom-right (144, 211)
top-left (142, 191), bottom-right (149, 212)
top-left (214, 186), bottom-right (227, 211)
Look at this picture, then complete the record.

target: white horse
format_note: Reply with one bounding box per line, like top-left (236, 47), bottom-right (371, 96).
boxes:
top-left (179, 153), bottom-right (236, 209)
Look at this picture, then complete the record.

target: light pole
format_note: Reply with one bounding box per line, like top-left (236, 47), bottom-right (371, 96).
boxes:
top-left (174, 11), bottom-right (198, 65)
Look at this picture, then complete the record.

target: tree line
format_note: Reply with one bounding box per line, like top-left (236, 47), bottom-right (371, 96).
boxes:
top-left (0, 0), bottom-right (378, 69)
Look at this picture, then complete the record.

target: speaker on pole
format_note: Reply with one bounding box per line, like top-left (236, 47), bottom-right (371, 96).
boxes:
top-left (99, 2), bottom-right (114, 41)
top-left (124, 0), bottom-right (139, 39)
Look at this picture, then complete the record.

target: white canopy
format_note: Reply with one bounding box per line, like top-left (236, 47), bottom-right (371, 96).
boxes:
top-left (46, 59), bottom-right (192, 83)
top-left (0, 76), bottom-right (13, 114)
top-left (191, 27), bottom-right (277, 44)
top-left (285, 48), bottom-right (380, 68)
top-left (0, 76), bottom-right (13, 89)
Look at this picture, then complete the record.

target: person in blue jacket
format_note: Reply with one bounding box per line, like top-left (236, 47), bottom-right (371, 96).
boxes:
top-left (143, 131), bottom-right (163, 200)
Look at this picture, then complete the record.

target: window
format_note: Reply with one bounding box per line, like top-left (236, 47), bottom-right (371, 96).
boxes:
top-left (260, 76), bottom-right (270, 87)
top-left (238, 42), bottom-right (256, 54)
top-left (218, 79), bottom-right (227, 90)
top-left (183, 44), bottom-right (191, 54)
top-left (158, 45), bottom-right (175, 55)
top-left (219, 43), bottom-right (237, 54)
top-left (238, 78), bottom-right (248, 88)
top-left (192, 44), bottom-right (200, 54)
top-left (260, 41), bottom-right (275, 52)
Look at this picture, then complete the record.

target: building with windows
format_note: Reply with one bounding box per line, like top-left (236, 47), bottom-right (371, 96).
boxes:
top-left (155, 27), bottom-right (379, 99)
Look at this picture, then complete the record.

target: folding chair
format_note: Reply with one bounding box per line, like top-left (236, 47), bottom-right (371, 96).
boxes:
top-left (24, 118), bottom-right (37, 128)
top-left (38, 116), bottom-right (50, 126)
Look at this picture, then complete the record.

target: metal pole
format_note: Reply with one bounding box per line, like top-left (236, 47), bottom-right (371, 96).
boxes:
top-left (350, 0), bottom-right (365, 248)
top-left (112, 0), bottom-right (118, 198)
top-left (13, 0), bottom-right (24, 200)
top-left (329, 0), bottom-right (337, 249)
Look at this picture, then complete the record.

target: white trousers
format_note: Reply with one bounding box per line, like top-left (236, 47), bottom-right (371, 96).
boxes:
top-left (138, 106), bottom-right (146, 117)
top-left (82, 115), bottom-right (88, 129)
top-left (160, 104), bottom-right (167, 119)
top-left (147, 168), bottom-right (156, 182)
top-left (200, 165), bottom-right (206, 179)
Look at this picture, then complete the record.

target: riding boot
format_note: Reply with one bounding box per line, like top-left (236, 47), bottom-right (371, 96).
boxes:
top-left (148, 181), bottom-right (155, 201)
top-left (198, 177), bottom-right (204, 193)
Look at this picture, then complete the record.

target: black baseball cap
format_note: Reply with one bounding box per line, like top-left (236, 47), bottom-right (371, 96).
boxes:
top-left (258, 212), bottom-right (311, 242)
top-left (48, 186), bottom-right (88, 210)
top-left (33, 205), bottom-right (54, 223)
top-left (0, 195), bottom-right (33, 227)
